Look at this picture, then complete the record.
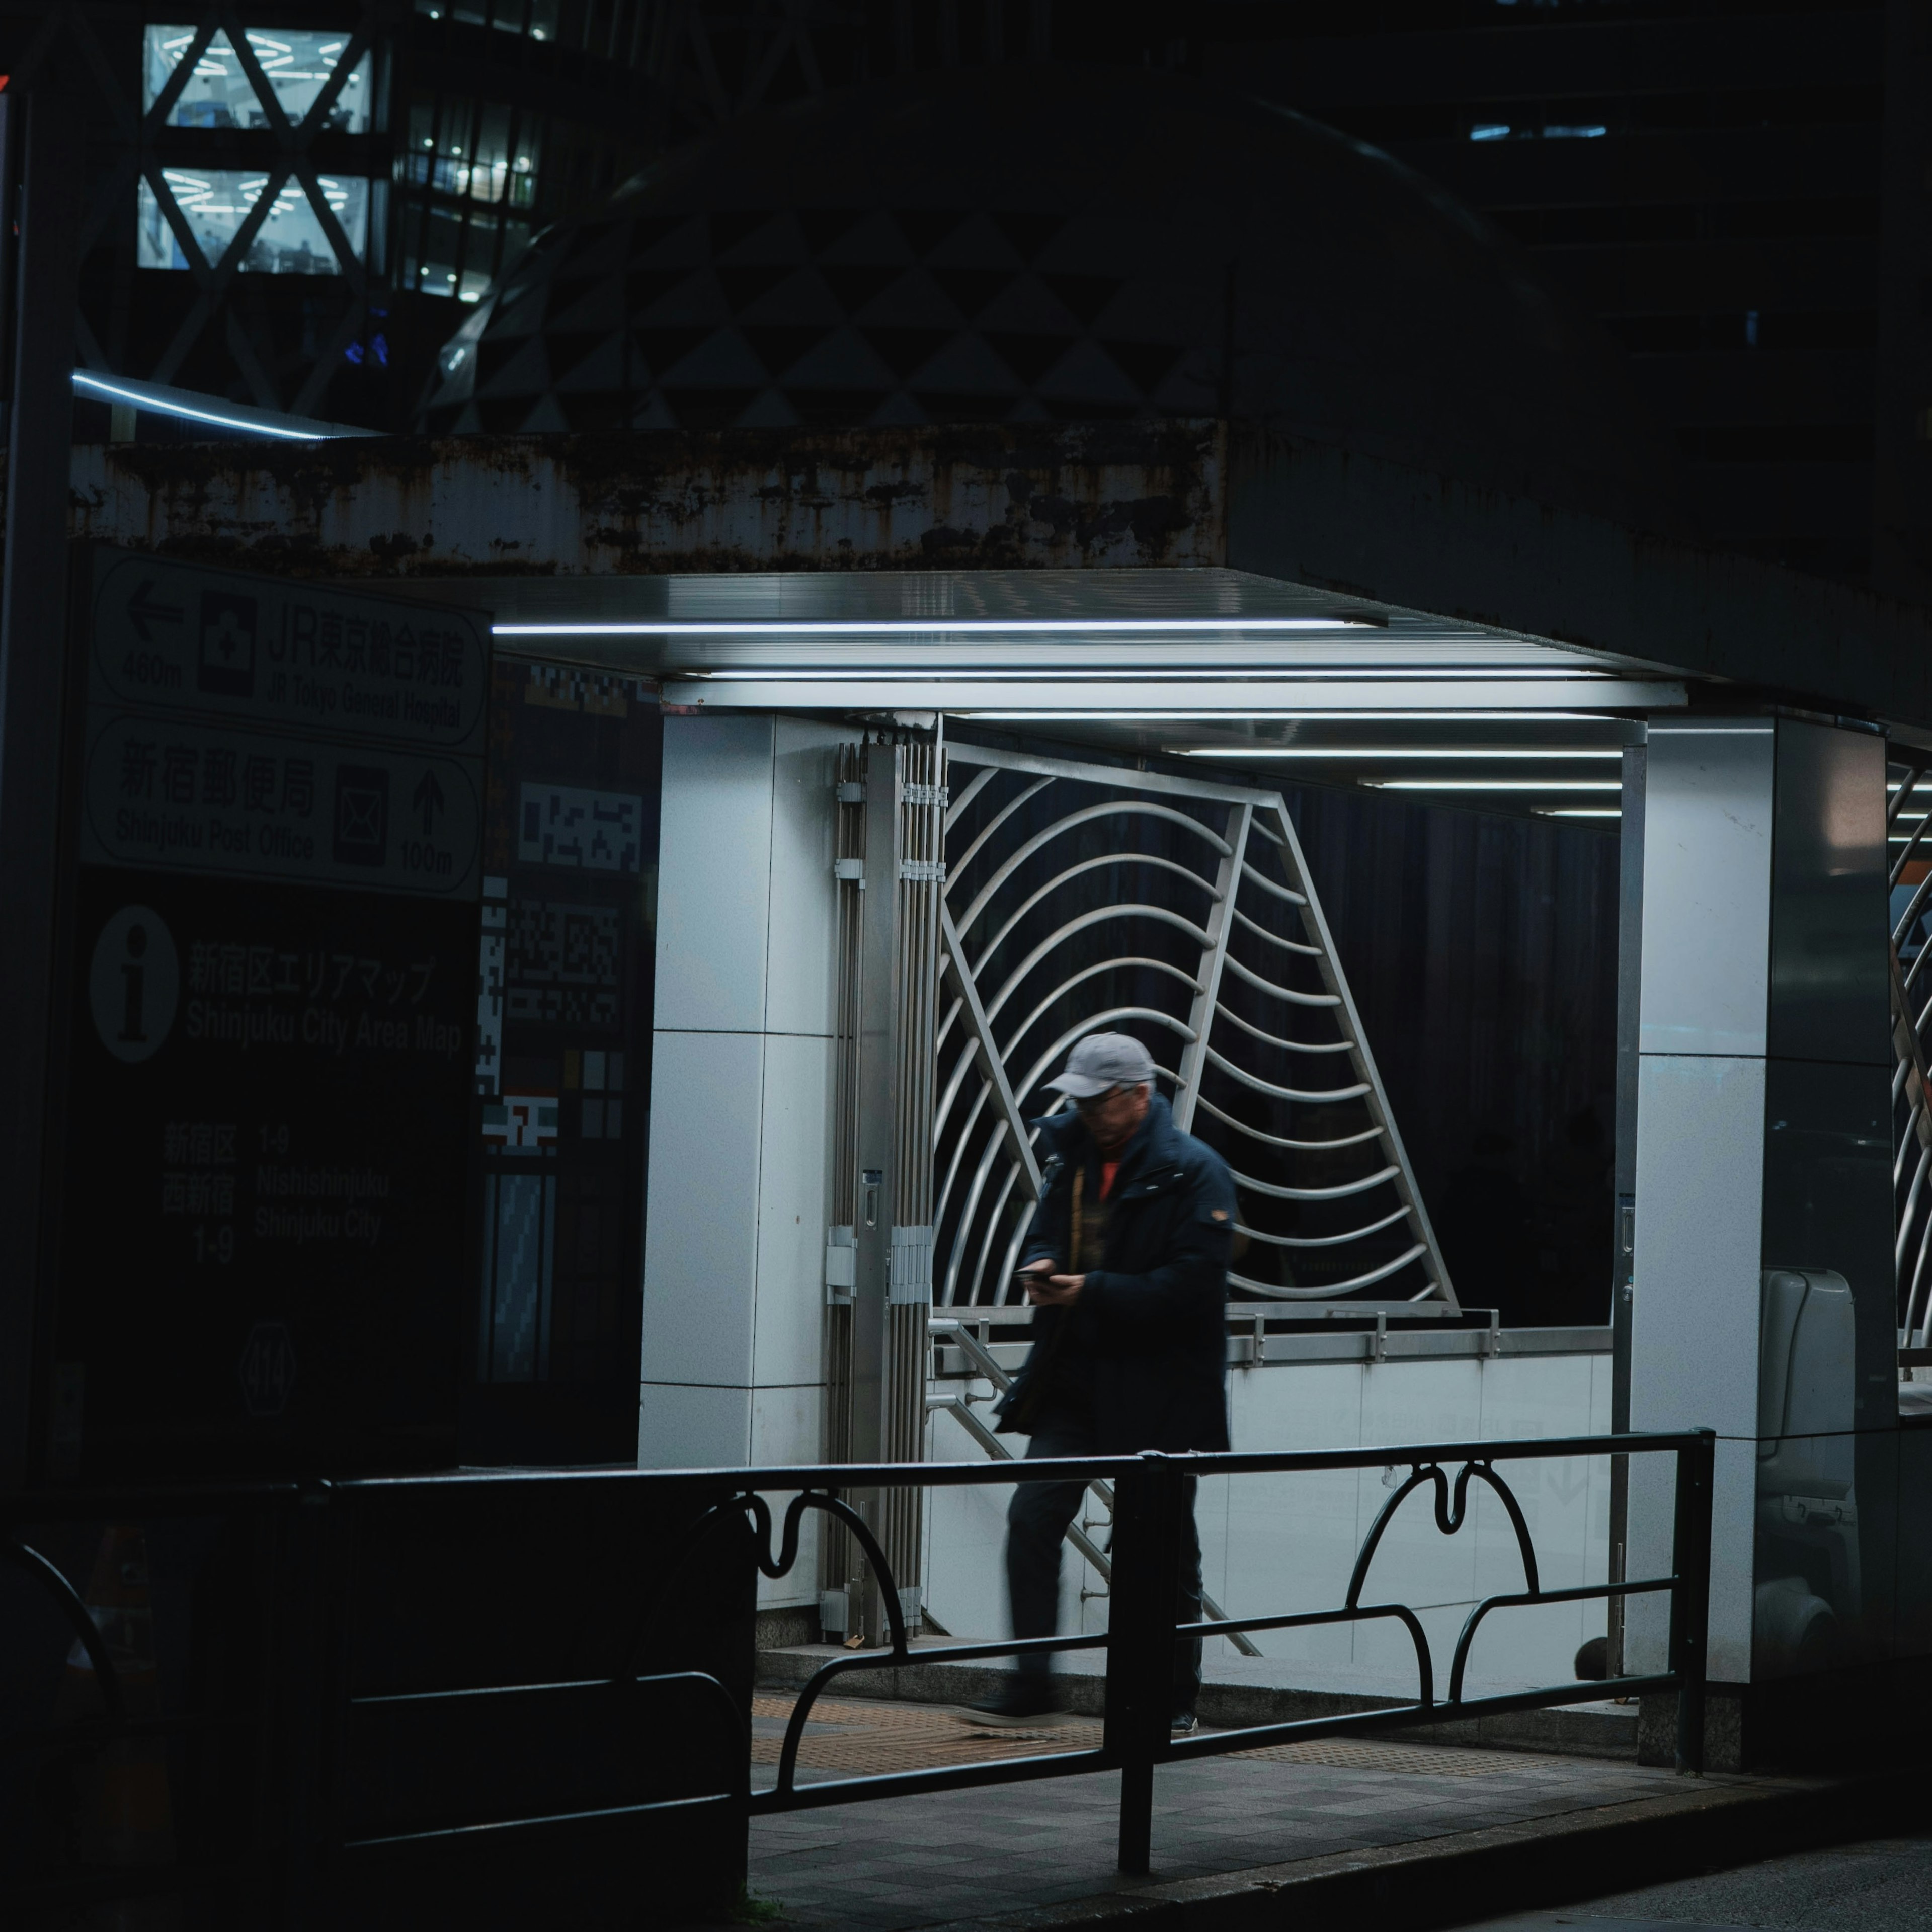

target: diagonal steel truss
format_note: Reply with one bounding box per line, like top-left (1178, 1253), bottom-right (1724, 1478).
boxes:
top-left (934, 744), bottom-right (1454, 1313)
top-left (11, 0), bottom-right (379, 414)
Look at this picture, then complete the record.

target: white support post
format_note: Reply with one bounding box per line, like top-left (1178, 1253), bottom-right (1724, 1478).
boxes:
top-left (1172, 800), bottom-right (1250, 1135)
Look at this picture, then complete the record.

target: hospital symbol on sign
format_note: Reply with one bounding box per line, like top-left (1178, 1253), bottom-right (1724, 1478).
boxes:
top-left (198, 590), bottom-right (257, 698)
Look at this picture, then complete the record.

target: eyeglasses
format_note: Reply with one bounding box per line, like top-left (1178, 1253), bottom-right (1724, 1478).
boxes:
top-left (1073, 1087), bottom-right (1124, 1113)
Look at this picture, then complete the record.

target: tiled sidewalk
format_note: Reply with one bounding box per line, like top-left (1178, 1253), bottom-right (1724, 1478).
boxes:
top-left (743, 1696), bottom-right (1714, 1931)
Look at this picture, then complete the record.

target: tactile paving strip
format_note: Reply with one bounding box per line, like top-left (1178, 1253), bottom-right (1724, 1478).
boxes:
top-left (1230, 1737), bottom-right (1516, 1776)
top-left (751, 1694), bottom-right (1102, 1774)
top-left (751, 1695), bottom-right (1533, 1779)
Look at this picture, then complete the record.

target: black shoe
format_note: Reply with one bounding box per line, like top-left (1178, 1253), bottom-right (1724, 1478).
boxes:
top-left (1170, 1712), bottom-right (1199, 1738)
top-left (955, 1692), bottom-right (1066, 1730)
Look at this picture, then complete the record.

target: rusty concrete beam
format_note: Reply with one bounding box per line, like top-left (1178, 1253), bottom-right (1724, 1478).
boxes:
top-left (68, 422), bottom-right (1225, 579)
top-left (62, 414), bottom-right (1932, 734)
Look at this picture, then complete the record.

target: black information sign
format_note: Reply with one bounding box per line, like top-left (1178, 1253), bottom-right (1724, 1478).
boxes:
top-left (466, 660), bottom-right (661, 1467)
top-left (47, 552), bottom-right (488, 1481)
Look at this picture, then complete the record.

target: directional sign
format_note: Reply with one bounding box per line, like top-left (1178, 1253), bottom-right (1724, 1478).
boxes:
top-left (125, 579), bottom-right (186, 643)
top-left (413, 769), bottom-right (446, 836)
top-left (92, 552), bottom-right (487, 755)
top-left (82, 713), bottom-right (481, 897)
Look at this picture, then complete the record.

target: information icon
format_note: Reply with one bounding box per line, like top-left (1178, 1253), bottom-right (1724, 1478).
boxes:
top-left (87, 904), bottom-right (179, 1064)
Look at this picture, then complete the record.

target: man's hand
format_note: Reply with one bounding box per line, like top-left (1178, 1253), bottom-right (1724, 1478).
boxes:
top-left (1029, 1273), bottom-right (1085, 1306)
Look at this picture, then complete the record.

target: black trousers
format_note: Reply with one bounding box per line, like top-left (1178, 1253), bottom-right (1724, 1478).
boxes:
top-left (1006, 1415), bottom-right (1204, 1715)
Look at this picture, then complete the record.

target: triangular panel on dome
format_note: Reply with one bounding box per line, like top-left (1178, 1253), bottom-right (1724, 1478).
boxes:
top-left (518, 394), bottom-right (571, 432)
top-left (734, 267), bottom-right (842, 328)
top-left (1040, 272), bottom-right (1131, 330)
top-left (857, 326), bottom-right (956, 381)
top-left (636, 267), bottom-right (731, 327)
top-left (633, 325), bottom-right (710, 378)
top-left (550, 333), bottom-right (630, 393)
top-left (659, 386), bottom-right (761, 430)
top-left (927, 212), bottom-right (1025, 272)
top-left (557, 392), bottom-right (634, 431)
top-left (900, 329), bottom-right (1023, 397)
top-left (982, 330), bottom-right (1079, 387)
top-left (795, 207), bottom-right (868, 257)
top-left (716, 263), bottom-right (797, 313)
top-left (735, 386), bottom-right (802, 427)
top-left (782, 325), bottom-right (900, 391)
top-left (489, 283), bottom-right (548, 339)
top-left (1098, 338), bottom-right (1188, 404)
top-left (785, 387), bottom-right (892, 428)
top-left (653, 325), bottom-right (767, 388)
top-left (740, 324), bottom-right (839, 379)
top-left (630, 389), bottom-right (680, 430)
top-left (625, 214), bottom-right (694, 262)
top-left (710, 209), bottom-right (801, 261)
top-left (543, 277), bottom-right (630, 335)
top-left (973, 271), bottom-right (1085, 336)
top-left (474, 334), bottom-right (550, 400)
top-left (1146, 348), bottom-right (1220, 417)
top-left (821, 264), bottom-right (910, 319)
top-left (988, 208), bottom-right (1068, 265)
top-left (1032, 337), bottom-right (1141, 409)
top-left (866, 389), bottom-right (927, 425)
top-left (890, 207), bottom-right (972, 259)
top-left (553, 218), bottom-right (633, 281)
top-left (814, 209), bottom-right (915, 266)
top-left (847, 266), bottom-right (969, 331)
top-left (629, 212), bottom-right (709, 268)
top-left (625, 267), bottom-right (702, 321)
top-left (929, 268), bottom-right (1013, 323)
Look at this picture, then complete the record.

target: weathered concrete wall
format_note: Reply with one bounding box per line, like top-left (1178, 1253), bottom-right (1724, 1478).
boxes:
top-left (67, 422), bottom-right (1224, 579)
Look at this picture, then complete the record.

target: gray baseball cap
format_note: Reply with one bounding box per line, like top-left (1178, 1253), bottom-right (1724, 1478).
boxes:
top-left (1046, 1032), bottom-right (1158, 1100)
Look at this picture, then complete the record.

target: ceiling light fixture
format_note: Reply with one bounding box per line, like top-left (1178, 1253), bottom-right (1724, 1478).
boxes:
top-left (984, 710), bottom-right (1621, 724)
top-left (1369, 779), bottom-right (1624, 792)
top-left (1176, 746), bottom-right (1625, 760)
top-left (1541, 808), bottom-right (1623, 820)
top-left (687, 666), bottom-right (1609, 682)
top-left (493, 615), bottom-right (1384, 637)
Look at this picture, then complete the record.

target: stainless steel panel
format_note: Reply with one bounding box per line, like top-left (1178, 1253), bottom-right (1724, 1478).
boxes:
top-left (1767, 720), bottom-right (1889, 1067)
top-left (653, 714), bottom-right (777, 1033)
top-left (1631, 1051), bottom-right (1767, 1441)
top-left (1760, 1055), bottom-right (1897, 1434)
top-left (1638, 718), bottom-right (1775, 1058)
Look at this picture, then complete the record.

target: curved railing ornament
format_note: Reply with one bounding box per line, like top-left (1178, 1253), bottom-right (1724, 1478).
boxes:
top-left (3, 1535), bottom-right (128, 1733)
top-left (934, 747), bottom-right (1456, 1312)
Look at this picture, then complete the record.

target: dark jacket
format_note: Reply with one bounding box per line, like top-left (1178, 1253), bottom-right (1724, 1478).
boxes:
top-left (994, 1092), bottom-right (1235, 1453)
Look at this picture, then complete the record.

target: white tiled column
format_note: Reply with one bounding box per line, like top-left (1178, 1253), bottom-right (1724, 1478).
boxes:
top-left (640, 718), bottom-right (853, 1568)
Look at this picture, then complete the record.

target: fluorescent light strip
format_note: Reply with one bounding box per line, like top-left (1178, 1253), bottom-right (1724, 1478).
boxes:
top-left (1542, 808), bottom-right (1623, 819)
top-left (493, 616), bottom-right (1382, 637)
top-left (686, 666), bottom-right (1606, 682)
top-left (72, 371), bottom-right (333, 443)
top-left (985, 710), bottom-right (1618, 723)
top-left (1370, 779), bottom-right (1624, 792)
top-left (1177, 746), bottom-right (1624, 760)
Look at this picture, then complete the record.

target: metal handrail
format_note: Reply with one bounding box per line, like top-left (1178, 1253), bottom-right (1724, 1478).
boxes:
top-left (1, 1428), bottom-right (1714, 1901)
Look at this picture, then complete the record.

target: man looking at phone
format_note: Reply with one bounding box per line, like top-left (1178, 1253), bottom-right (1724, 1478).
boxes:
top-left (960, 1033), bottom-right (1236, 1734)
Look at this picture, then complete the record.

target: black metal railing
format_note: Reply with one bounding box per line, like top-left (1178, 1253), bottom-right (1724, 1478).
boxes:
top-left (1, 1429), bottom-right (1712, 1916)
